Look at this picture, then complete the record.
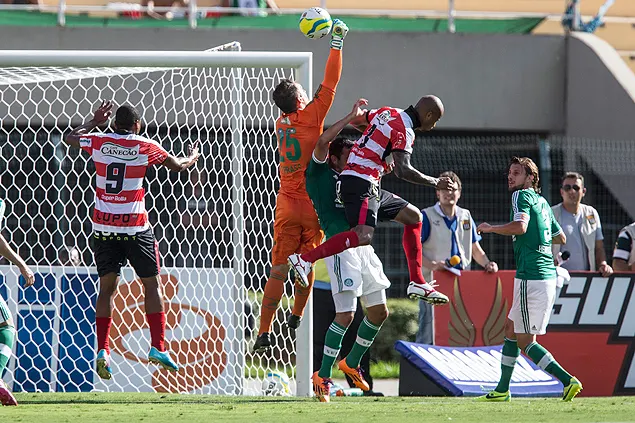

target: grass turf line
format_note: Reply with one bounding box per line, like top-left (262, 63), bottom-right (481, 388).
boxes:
top-left (4, 393), bottom-right (635, 423)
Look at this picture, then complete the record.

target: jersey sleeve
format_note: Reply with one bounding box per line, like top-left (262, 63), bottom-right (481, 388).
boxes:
top-left (306, 154), bottom-right (329, 179)
top-left (146, 142), bottom-right (169, 166)
top-left (613, 229), bottom-right (633, 262)
top-left (550, 207), bottom-right (563, 237)
top-left (420, 211), bottom-right (431, 244)
top-left (594, 212), bottom-right (604, 241)
top-left (302, 84), bottom-right (336, 127)
top-left (79, 134), bottom-right (95, 155)
top-left (471, 217), bottom-right (482, 243)
top-left (390, 127), bottom-right (415, 155)
top-left (511, 190), bottom-right (531, 224)
top-left (302, 49), bottom-right (341, 126)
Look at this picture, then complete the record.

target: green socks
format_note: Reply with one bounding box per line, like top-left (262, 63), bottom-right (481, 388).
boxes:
top-left (345, 317), bottom-right (382, 369)
top-left (495, 338), bottom-right (520, 393)
top-left (318, 322), bottom-right (347, 379)
top-left (525, 341), bottom-right (573, 385)
top-left (0, 325), bottom-right (16, 376)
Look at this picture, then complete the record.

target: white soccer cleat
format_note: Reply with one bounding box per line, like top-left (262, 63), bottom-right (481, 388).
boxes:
top-left (407, 281), bottom-right (449, 305)
top-left (288, 253), bottom-right (312, 288)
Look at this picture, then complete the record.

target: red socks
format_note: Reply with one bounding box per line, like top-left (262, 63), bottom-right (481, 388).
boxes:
top-left (146, 312), bottom-right (166, 352)
top-left (301, 230), bottom-right (360, 263)
top-left (403, 222), bottom-right (426, 285)
top-left (96, 317), bottom-right (112, 353)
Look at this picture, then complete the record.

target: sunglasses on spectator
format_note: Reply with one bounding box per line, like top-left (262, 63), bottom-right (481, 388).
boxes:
top-left (562, 184), bottom-right (581, 192)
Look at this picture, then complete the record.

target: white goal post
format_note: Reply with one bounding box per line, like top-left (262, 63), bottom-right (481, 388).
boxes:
top-left (0, 49), bottom-right (314, 397)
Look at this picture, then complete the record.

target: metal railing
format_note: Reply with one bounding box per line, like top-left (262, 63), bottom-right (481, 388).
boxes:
top-left (0, 0), bottom-right (634, 30)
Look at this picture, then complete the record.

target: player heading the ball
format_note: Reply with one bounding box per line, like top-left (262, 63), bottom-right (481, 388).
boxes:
top-left (253, 18), bottom-right (349, 354)
top-left (288, 96), bottom-right (455, 303)
top-left (64, 101), bottom-right (200, 380)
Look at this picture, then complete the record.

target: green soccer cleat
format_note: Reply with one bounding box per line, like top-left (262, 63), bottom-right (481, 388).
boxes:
top-left (475, 390), bottom-right (511, 402)
top-left (562, 377), bottom-right (582, 401)
top-left (96, 349), bottom-right (112, 380)
top-left (148, 347), bottom-right (179, 372)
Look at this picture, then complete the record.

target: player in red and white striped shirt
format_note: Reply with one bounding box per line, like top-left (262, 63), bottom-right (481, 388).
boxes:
top-left (65, 101), bottom-right (200, 380)
top-left (289, 96), bottom-right (456, 301)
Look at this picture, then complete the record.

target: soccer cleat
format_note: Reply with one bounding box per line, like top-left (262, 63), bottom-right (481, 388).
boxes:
top-left (148, 347), bottom-right (179, 372)
top-left (475, 390), bottom-right (511, 402)
top-left (312, 371), bottom-right (333, 403)
top-left (286, 314), bottom-right (302, 330)
top-left (562, 377), bottom-right (582, 401)
top-left (407, 281), bottom-right (449, 305)
top-left (338, 359), bottom-right (370, 391)
top-left (253, 332), bottom-right (272, 353)
top-left (0, 380), bottom-right (17, 406)
top-left (288, 253), bottom-right (312, 288)
top-left (96, 349), bottom-right (113, 380)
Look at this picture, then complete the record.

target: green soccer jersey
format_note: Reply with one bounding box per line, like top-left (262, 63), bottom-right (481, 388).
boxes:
top-left (510, 188), bottom-right (563, 280)
top-left (305, 156), bottom-right (350, 239)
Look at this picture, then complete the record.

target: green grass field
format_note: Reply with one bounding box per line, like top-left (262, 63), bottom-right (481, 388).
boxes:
top-left (4, 394), bottom-right (635, 423)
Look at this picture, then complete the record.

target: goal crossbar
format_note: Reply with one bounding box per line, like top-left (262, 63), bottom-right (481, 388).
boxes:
top-left (0, 50), bottom-right (312, 69)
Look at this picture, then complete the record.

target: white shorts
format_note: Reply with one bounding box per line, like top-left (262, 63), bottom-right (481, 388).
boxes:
top-left (509, 278), bottom-right (557, 335)
top-left (325, 245), bottom-right (390, 313)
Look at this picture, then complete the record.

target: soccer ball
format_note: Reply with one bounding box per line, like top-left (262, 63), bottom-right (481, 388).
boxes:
top-left (261, 371), bottom-right (292, 396)
top-left (299, 7), bottom-right (332, 39)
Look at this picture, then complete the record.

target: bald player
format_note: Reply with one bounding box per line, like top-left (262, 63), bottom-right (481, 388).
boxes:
top-left (289, 96), bottom-right (456, 302)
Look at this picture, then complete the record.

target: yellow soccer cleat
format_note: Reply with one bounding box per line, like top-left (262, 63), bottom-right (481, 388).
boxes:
top-left (474, 390), bottom-right (511, 402)
top-left (562, 377), bottom-right (582, 402)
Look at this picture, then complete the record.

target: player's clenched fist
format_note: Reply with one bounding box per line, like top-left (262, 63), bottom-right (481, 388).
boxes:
top-left (330, 19), bottom-right (349, 50)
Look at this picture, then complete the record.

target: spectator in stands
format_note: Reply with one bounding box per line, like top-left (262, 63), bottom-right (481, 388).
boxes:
top-left (613, 222), bottom-right (635, 271)
top-left (551, 172), bottom-right (613, 277)
top-left (562, 0), bottom-right (615, 33)
top-left (231, 0), bottom-right (279, 16)
top-left (312, 259), bottom-right (383, 396)
top-left (417, 171), bottom-right (498, 344)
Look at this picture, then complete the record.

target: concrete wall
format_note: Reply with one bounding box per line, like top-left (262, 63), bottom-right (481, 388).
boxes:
top-left (0, 27), bottom-right (566, 132)
top-left (566, 33), bottom-right (635, 140)
top-left (565, 33), bottom-right (635, 220)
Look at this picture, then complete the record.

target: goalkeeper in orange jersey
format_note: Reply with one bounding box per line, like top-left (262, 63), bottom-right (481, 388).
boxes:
top-left (253, 19), bottom-right (349, 353)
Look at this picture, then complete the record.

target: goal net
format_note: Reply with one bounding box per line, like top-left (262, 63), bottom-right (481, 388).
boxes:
top-left (0, 47), bottom-right (313, 396)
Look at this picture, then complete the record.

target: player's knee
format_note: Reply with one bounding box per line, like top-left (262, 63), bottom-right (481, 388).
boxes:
top-left (270, 264), bottom-right (290, 281)
top-left (353, 226), bottom-right (374, 245)
top-left (368, 306), bottom-right (389, 325)
top-left (334, 312), bottom-right (354, 328)
top-left (504, 319), bottom-right (516, 340)
top-left (140, 275), bottom-right (162, 294)
top-left (396, 204), bottom-right (422, 225)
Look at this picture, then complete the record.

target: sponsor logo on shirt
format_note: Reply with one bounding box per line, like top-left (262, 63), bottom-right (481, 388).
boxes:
top-left (100, 142), bottom-right (140, 161)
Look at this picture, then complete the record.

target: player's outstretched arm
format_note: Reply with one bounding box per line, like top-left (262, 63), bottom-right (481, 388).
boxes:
top-left (161, 141), bottom-right (201, 172)
top-left (0, 234), bottom-right (35, 287)
top-left (477, 221), bottom-right (527, 237)
top-left (313, 98), bottom-right (367, 162)
top-left (305, 19), bottom-right (349, 123)
top-left (349, 109), bottom-right (374, 133)
top-left (392, 151), bottom-right (458, 190)
top-left (64, 100), bottom-right (113, 148)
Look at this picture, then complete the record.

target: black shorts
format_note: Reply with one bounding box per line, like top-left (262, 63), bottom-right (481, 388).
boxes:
top-left (93, 228), bottom-right (161, 278)
top-left (337, 175), bottom-right (409, 228)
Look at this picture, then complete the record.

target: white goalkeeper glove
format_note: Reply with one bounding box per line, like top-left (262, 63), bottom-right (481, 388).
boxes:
top-left (330, 19), bottom-right (349, 50)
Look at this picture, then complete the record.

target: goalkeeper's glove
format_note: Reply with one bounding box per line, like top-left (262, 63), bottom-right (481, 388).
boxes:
top-left (330, 19), bottom-right (349, 50)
